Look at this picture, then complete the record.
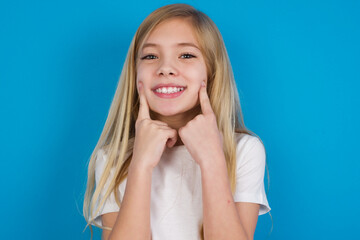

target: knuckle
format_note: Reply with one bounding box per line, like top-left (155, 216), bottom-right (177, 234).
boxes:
top-left (135, 120), bottom-right (141, 129)
top-left (142, 119), bottom-right (150, 125)
top-left (135, 118), bottom-right (151, 130)
top-left (192, 116), bottom-right (199, 122)
top-left (208, 113), bottom-right (216, 121)
top-left (195, 115), bottom-right (203, 122)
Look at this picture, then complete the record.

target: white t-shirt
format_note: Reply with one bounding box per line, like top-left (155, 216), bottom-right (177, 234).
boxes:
top-left (91, 133), bottom-right (271, 239)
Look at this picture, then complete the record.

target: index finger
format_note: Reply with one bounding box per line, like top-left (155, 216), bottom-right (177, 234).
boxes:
top-left (199, 81), bottom-right (214, 115)
top-left (138, 82), bottom-right (150, 120)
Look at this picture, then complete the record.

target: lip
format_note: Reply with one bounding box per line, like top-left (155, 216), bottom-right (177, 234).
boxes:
top-left (152, 84), bottom-right (186, 99)
top-left (151, 83), bottom-right (186, 91)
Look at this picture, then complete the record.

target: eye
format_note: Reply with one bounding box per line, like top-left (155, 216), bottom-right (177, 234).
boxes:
top-left (141, 54), bottom-right (158, 60)
top-left (180, 53), bottom-right (196, 59)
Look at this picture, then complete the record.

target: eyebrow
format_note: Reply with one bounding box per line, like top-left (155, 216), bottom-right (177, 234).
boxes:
top-left (142, 42), bottom-right (200, 50)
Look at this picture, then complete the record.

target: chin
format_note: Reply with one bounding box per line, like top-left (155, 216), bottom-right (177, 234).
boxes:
top-left (153, 108), bottom-right (183, 117)
top-left (149, 101), bottom-right (198, 118)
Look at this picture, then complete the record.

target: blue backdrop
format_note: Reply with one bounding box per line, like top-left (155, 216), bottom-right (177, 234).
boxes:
top-left (1, 0), bottom-right (359, 239)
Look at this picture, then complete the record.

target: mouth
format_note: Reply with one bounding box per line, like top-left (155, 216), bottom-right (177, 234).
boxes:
top-left (152, 85), bottom-right (187, 99)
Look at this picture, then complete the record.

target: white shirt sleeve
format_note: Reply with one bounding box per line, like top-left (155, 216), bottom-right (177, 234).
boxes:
top-left (91, 149), bottom-right (120, 226)
top-left (233, 134), bottom-right (271, 215)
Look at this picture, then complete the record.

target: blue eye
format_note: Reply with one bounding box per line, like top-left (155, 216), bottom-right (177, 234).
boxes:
top-left (181, 53), bottom-right (196, 59)
top-left (141, 54), bottom-right (157, 60)
top-left (140, 53), bottom-right (196, 60)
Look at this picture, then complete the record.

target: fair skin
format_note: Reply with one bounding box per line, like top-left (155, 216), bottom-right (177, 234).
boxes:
top-left (101, 17), bottom-right (260, 240)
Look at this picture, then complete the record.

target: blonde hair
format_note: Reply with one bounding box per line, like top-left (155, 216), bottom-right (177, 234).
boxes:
top-left (83, 3), bottom-right (271, 239)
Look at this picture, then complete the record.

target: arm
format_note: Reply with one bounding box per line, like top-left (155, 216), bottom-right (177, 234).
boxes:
top-left (98, 81), bottom-right (177, 240)
top-left (200, 152), bottom-right (258, 240)
top-left (107, 163), bottom-right (153, 240)
top-left (101, 212), bottom-right (118, 240)
top-left (104, 81), bottom-right (176, 240)
top-left (178, 83), bottom-right (259, 239)
top-left (235, 202), bottom-right (260, 240)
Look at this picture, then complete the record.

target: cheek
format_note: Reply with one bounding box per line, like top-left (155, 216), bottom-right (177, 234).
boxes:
top-left (185, 64), bottom-right (207, 85)
top-left (136, 67), bottom-right (150, 87)
top-left (137, 64), bottom-right (155, 79)
top-left (136, 68), bottom-right (144, 82)
top-left (183, 63), bottom-right (207, 77)
top-left (136, 68), bottom-right (153, 100)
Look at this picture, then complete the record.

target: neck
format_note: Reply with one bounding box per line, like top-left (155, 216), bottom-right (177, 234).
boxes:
top-left (150, 105), bottom-right (201, 146)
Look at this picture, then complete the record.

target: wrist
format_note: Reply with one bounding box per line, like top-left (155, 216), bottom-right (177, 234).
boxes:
top-left (129, 158), bottom-right (154, 174)
top-left (199, 151), bottom-right (227, 172)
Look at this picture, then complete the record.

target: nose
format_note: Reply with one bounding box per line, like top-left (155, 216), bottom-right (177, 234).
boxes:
top-left (156, 58), bottom-right (178, 77)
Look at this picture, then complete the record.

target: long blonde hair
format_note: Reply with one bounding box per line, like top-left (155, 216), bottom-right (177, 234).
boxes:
top-left (83, 3), bottom-right (271, 239)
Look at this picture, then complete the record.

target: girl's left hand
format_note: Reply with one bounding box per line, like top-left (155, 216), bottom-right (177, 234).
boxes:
top-left (178, 81), bottom-right (224, 168)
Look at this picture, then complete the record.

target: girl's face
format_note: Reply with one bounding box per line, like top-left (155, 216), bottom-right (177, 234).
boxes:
top-left (136, 17), bottom-right (207, 118)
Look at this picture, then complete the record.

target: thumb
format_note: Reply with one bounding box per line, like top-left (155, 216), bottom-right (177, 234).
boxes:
top-left (166, 130), bottom-right (178, 148)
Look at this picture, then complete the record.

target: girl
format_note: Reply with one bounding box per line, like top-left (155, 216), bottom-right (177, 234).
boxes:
top-left (83, 3), bottom-right (271, 240)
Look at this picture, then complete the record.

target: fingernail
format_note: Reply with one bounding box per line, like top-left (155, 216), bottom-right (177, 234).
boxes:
top-left (202, 81), bottom-right (206, 87)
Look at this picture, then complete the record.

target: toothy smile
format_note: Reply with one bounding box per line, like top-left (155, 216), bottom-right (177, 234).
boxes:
top-left (155, 87), bottom-right (185, 94)
top-left (151, 84), bottom-right (187, 99)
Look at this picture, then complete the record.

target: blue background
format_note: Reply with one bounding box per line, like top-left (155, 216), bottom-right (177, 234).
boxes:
top-left (1, 0), bottom-right (359, 239)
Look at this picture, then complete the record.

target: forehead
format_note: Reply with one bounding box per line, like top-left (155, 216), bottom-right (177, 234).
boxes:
top-left (142, 18), bottom-right (199, 48)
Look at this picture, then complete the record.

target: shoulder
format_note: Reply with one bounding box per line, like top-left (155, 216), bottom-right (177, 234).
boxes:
top-left (234, 132), bottom-right (265, 166)
top-left (234, 132), bottom-right (264, 153)
top-left (95, 147), bottom-right (109, 169)
top-left (95, 138), bottom-right (134, 166)
top-left (94, 140), bottom-right (134, 176)
top-left (94, 148), bottom-right (109, 183)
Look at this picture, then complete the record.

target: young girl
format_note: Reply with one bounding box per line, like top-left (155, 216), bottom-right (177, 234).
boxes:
top-left (83, 3), bottom-right (271, 240)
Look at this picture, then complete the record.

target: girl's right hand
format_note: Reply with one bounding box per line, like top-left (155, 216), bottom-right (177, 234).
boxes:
top-left (131, 82), bottom-right (178, 170)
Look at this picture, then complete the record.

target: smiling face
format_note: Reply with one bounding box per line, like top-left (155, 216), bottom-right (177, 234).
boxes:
top-left (136, 17), bottom-right (208, 119)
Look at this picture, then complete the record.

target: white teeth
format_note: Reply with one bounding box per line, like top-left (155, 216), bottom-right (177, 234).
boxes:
top-left (155, 87), bottom-right (184, 94)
